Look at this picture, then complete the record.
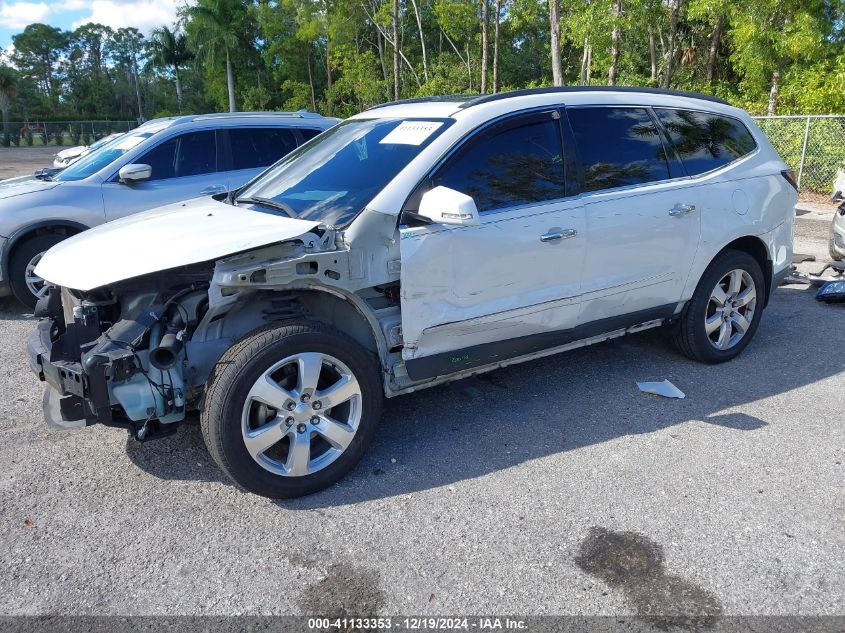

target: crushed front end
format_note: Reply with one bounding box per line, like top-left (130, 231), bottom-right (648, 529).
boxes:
top-left (28, 266), bottom-right (212, 441)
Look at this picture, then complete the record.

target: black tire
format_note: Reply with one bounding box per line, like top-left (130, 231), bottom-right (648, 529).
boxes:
top-left (671, 249), bottom-right (766, 364)
top-left (201, 321), bottom-right (383, 498)
top-left (9, 233), bottom-right (66, 309)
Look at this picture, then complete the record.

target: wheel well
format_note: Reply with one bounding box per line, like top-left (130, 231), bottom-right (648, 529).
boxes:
top-left (7, 224), bottom-right (84, 265)
top-left (720, 236), bottom-right (773, 305)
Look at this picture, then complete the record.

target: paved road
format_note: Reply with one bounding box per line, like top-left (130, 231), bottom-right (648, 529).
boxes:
top-left (0, 211), bottom-right (842, 621)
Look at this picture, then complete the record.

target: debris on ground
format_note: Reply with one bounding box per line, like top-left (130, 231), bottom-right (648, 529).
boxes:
top-left (816, 280), bottom-right (845, 303)
top-left (23, 518), bottom-right (37, 529)
top-left (792, 253), bottom-right (816, 264)
top-left (637, 380), bottom-right (686, 399)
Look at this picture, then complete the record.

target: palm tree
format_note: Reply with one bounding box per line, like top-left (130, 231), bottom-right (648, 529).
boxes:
top-left (0, 66), bottom-right (17, 140)
top-left (149, 26), bottom-right (192, 110)
top-left (185, 0), bottom-right (247, 112)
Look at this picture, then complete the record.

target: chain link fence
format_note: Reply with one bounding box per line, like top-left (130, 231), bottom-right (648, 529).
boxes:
top-left (1, 120), bottom-right (138, 148)
top-left (753, 115), bottom-right (845, 196)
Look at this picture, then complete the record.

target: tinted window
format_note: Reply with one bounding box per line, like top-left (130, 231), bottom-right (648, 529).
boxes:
top-left (299, 128), bottom-right (322, 141)
top-left (655, 109), bottom-right (757, 175)
top-left (568, 107), bottom-right (670, 192)
top-left (54, 131), bottom-right (154, 182)
top-left (139, 131), bottom-right (216, 181)
top-left (434, 116), bottom-right (565, 212)
top-left (229, 127), bottom-right (298, 170)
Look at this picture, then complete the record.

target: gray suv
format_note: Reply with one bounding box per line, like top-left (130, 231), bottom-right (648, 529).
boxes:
top-left (0, 111), bottom-right (338, 307)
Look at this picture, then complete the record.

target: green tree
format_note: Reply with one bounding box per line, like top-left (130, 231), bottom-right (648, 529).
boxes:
top-left (11, 23), bottom-right (68, 99)
top-left (149, 26), bottom-right (192, 110)
top-left (0, 65), bottom-right (17, 141)
top-left (184, 0), bottom-right (251, 112)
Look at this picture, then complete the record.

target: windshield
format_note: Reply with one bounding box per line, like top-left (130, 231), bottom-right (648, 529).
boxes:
top-left (87, 133), bottom-right (123, 151)
top-left (236, 118), bottom-right (452, 227)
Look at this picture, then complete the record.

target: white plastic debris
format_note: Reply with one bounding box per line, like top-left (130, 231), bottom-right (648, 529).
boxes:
top-left (636, 379), bottom-right (685, 399)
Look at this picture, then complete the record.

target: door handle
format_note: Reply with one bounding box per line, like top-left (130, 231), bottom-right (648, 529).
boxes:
top-left (669, 203), bottom-right (696, 217)
top-left (200, 184), bottom-right (227, 196)
top-left (540, 228), bottom-right (577, 242)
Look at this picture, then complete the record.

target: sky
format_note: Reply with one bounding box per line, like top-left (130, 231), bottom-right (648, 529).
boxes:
top-left (0, 0), bottom-right (183, 53)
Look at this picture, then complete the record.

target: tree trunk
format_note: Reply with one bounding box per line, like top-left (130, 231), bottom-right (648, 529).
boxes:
top-left (392, 0), bottom-right (400, 100)
top-left (661, 0), bottom-right (681, 89)
top-left (376, 30), bottom-right (388, 81)
top-left (580, 37), bottom-right (589, 83)
top-left (492, 0), bottom-right (501, 93)
top-left (174, 64), bottom-right (183, 110)
top-left (409, 0), bottom-right (428, 82)
top-left (225, 49), bottom-right (236, 112)
top-left (608, 0), bottom-right (622, 86)
top-left (767, 66), bottom-right (780, 116)
top-left (480, 0), bottom-right (489, 93)
top-left (549, 0), bottom-right (562, 86)
top-left (132, 56), bottom-right (144, 121)
top-left (307, 49), bottom-right (317, 111)
top-left (706, 14), bottom-right (723, 84)
top-left (648, 26), bottom-right (657, 83)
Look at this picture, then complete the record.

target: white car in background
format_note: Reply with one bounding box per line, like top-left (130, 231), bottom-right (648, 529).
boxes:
top-left (53, 132), bottom-right (124, 168)
top-left (28, 87), bottom-right (795, 499)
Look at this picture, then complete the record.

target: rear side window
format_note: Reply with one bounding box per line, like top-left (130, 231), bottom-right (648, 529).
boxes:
top-left (568, 107), bottom-right (670, 192)
top-left (433, 114), bottom-right (565, 212)
top-left (139, 131), bottom-right (217, 180)
top-left (229, 127), bottom-right (298, 170)
top-left (655, 109), bottom-right (757, 176)
top-left (299, 128), bottom-right (323, 141)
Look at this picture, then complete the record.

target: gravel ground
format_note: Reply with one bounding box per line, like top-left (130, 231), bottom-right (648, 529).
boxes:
top-left (0, 183), bottom-right (842, 619)
top-left (0, 147), bottom-right (57, 181)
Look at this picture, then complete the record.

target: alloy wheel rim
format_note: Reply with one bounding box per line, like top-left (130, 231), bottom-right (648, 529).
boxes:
top-left (241, 352), bottom-right (362, 477)
top-left (24, 252), bottom-right (49, 301)
top-left (705, 268), bottom-right (756, 351)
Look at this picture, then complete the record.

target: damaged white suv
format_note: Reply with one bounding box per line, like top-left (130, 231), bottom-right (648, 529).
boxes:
top-left (28, 88), bottom-right (796, 498)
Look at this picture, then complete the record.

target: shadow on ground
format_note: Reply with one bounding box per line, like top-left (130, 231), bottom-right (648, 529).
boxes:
top-left (17, 285), bottom-right (845, 505)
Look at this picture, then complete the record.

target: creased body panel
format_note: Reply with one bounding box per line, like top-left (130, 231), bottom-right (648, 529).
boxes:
top-left (35, 198), bottom-right (319, 290)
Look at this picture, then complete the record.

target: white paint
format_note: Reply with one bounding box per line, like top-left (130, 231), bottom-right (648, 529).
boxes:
top-left (35, 198), bottom-right (319, 291)
top-left (417, 186), bottom-right (480, 226)
top-left (379, 121), bottom-right (444, 145)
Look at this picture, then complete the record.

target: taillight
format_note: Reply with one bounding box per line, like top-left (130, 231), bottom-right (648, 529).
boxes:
top-left (781, 169), bottom-right (798, 191)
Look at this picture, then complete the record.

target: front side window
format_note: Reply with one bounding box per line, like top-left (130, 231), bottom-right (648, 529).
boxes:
top-left (655, 108), bottom-right (757, 176)
top-left (138, 131), bottom-right (217, 181)
top-left (433, 115), bottom-right (565, 212)
top-left (568, 107), bottom-right (670, 192)
top-left (229, 127), bottom-right (298, 170)
top-left (236, 118), bottom-right (451, 227)
top-left (54, 131), bottom-right (154, 182)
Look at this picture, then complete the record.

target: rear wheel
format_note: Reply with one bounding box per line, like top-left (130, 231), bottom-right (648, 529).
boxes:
top-left (672, 249), bottom-right (765, 364)
top-left (9, 233), bottom-right (66, 309)
top-left (201, 321), bottom-right (383, 498)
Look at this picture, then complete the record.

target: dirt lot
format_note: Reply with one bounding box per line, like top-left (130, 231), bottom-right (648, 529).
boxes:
top-left (0, 147), bottom-right (842, 622)
top-left (0, 147), bottom-right (57, 181)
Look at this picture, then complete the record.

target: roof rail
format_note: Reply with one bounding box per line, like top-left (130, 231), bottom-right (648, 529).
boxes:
top-left (458, 86), bottom-right (729, 108)
top-left (185, 110), bottom-right (325, 123)
top-left (366, 95), bottom-right (473, 111)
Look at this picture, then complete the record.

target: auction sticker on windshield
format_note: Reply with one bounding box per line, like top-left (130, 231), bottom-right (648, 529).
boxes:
top-left (380, 121), bottom-right (444, 145)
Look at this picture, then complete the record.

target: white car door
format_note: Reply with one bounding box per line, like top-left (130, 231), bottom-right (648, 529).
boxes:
top-left (566, 106), bottom-right (702, 325)
top-left (399, 110), bottom-right (586, 381)
top-left (101, 130), bottom-right (227, 221)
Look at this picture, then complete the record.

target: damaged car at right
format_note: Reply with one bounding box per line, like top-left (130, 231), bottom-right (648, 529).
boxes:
top-left (28, 87), bottom-right (795, 498)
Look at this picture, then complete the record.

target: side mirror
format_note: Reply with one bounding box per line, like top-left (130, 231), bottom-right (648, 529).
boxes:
top-left (119, 163), bottom-right (152, 184)
top-left (417, 186), bottom-right (481, 227)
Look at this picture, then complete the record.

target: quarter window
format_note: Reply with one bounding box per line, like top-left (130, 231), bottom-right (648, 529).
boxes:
top-left (229, 127), bottom-right (298, 170)
top-left (138, 131), bottom-right (217, 181)
top-left (433, 115), bottom-right (565, 212)
top-left (568, 107), bottom-right (670, 192)
top-left (655, 109), bottom-right (757, 175)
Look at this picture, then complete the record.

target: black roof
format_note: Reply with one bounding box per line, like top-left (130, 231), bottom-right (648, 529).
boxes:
top-left (365, 85), bottom-right (728, 112)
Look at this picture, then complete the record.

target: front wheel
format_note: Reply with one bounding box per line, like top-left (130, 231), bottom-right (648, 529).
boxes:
top-left (9, 233), bottom-right (66, 309)
top-left (671, 249), bottom-right (766, 364)
top-left (201, 321), bottom-right (383, 498)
